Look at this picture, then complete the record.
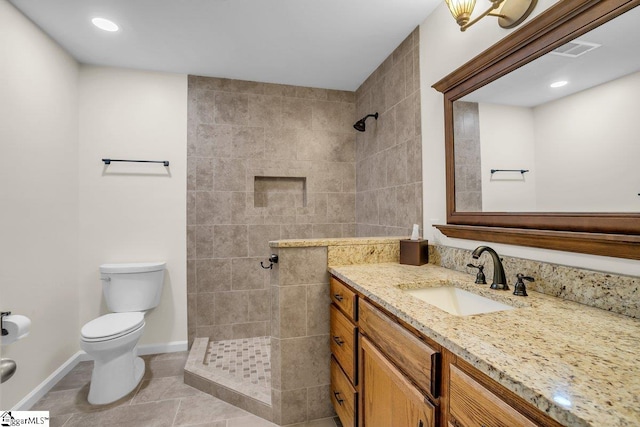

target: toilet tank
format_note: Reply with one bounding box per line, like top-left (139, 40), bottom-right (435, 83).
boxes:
top-left (99, 262), bottom-right (166, 312)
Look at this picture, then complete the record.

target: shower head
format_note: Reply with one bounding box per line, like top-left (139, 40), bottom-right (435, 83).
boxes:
top-left (353, 113), bottom-right (379, 132)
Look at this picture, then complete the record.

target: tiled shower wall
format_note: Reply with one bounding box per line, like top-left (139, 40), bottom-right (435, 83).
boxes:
top-left (186, 76), bottom-right (357, 344)
top-left (453, 101), bottom-right (483, 211)
top-left (354, 27), bottom-right (423, 236)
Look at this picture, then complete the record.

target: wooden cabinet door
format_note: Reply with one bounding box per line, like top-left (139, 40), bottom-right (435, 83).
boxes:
top-left (360, 337), bottom-right (436, 427)
top-left (449, 365), bottom-right (538, 427)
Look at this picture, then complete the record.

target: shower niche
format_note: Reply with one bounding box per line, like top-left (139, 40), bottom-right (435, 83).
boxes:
top-left (254, 176), bottom-right (307, 210)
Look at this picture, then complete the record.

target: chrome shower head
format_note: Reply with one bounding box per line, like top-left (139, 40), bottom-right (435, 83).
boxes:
top-left (353, 113), bottom-right (379, 132)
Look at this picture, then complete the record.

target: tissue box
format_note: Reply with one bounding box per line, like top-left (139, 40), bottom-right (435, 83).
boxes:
top-left (400, 239), bottom-right (429, 266)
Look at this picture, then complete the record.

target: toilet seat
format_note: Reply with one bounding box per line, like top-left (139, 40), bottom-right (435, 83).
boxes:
top-left (81, 312), bottom-right (145, 342)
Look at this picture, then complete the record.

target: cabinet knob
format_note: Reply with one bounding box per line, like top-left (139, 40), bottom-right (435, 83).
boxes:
top-left (333, 390), bottom-right (344, 405)
top-left (333, 336), bottom-right (345, 346)
top-left (334, 293), bottom-right (344, 302)
top-left (418, 421), bottom-right (424, 427)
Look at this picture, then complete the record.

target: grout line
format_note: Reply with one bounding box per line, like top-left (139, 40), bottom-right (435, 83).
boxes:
top-left (59, 415), bottom-right (72, 427)
top-left (128, 377), bottom-right (146, 406)
top-left (170, 398), bottom-right (182, 426)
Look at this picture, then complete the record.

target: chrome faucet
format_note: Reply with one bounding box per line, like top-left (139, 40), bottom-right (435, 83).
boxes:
top-left (471, 246), bottom-right (508, 290)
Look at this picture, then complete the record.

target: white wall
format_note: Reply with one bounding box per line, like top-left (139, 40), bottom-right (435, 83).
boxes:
top-left (420, 0), bottom-right (639, 276)
top-left (479, 103), bottom-right (537, 211)
top-left (0, 1), bottom-right (80, 408)
top-left (0, 3), bottom-right (187, 407)
top-left (78, 66), bottom-right (188, 346)
top-left (533, 71), bottom-right (640, 212)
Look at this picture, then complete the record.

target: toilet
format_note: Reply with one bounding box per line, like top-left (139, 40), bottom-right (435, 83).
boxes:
top-left (80, 262), bottom-right (165, 405)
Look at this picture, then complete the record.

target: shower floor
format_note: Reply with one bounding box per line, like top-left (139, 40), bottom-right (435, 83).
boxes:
top-left (185, 336), bottom-right (271, 405)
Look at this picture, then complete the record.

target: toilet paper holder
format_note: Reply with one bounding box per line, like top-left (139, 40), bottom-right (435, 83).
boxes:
top-left (1, 312), bottom-right (11, 336)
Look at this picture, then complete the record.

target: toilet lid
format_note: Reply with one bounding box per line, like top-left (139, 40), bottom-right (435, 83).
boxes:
top-left (81, 312), bottom-right (144, 341)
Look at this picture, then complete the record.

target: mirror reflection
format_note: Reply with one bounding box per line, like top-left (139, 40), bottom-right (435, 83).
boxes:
top-left (453, 5), bottom-right (640, 213)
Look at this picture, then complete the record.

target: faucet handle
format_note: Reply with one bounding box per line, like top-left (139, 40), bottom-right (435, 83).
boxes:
top-left (513, 273), bottom-right (534, 296)
top-left (466, 263), bottom-right (487, 284)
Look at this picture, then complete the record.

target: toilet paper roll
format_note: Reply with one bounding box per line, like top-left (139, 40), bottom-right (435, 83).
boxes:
top-left (1, 314), bottom-right (31, 345)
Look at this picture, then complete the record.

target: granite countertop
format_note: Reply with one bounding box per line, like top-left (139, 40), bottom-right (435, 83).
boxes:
top-left (328, 263), bottom-right (640, 427)
top-left (269, 236), bottom-right (405, 248)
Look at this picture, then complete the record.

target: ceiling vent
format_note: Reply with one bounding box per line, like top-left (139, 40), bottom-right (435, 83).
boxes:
top-left (550, 40), bottom-right (601, 58)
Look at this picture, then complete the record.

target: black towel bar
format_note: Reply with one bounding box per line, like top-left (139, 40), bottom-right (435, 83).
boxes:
top-left (102, 158), bottom-right (169, 166)
top-left (490, 169), bottom-right (529, 174)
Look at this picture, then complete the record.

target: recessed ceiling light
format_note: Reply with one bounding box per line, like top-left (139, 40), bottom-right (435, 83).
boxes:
top-left (92, 17), bottom-right (119, 32)
top-left (550, 80), bottom-right (568, 88)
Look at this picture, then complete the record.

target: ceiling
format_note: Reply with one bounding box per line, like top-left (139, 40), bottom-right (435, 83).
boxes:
top-left (461, 5), bottom-right (640, 107)
top-left (10, 0), bottom-right (441, 91)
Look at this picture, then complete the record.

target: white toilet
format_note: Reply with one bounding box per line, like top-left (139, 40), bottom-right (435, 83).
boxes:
top-left (80, 262), bottom-right (165, 405)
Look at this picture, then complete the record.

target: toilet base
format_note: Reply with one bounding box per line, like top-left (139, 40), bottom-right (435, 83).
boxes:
top-left (88, 355), bottom-right (145, 405)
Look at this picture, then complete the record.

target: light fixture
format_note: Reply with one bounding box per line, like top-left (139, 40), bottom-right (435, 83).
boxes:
top-left (550, 80), bottom-right (568, 88)
top-left (92, 17), bottom-right (119, 32)
top-left (445, 0), bottom-right (537, 32)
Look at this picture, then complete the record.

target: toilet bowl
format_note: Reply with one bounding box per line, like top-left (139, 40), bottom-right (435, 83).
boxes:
top-left (81, 262), bottom-right (165, 405)
top-left (81, 313), bottom-right (145, 404)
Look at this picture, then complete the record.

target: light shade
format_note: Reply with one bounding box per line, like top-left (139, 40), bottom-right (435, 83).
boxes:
top-left (445, 0), bottom-right (477, 27)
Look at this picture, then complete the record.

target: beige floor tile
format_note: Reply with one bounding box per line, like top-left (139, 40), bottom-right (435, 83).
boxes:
top-left (64, 399), bottom-right (180, 427)
top-left (143, 352), bottom-right (189, 379)
top-left (50, 361), bottom-right (93, 392)
top-left (31, 384), bottom-right (136, 417)
top-left (131, 375), bottom-right (207, 404)
top-left (179, 423), bottom-right (226, 427)
top-left (227, 414), bottom-right (280, 426)
top-left (173, 395), bottom-right (249, 426)
top-left (48, 414), bottom-right (72, 427)
top-left (288, 417), bottom-right (340, 427)
top-left (31, 351), bottom-right (338, 427)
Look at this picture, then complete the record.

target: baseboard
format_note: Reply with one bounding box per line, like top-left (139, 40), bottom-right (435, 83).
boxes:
top-left (12, 351), bottom-right (85, 410)
top-left (12, 340), bottom-right (188, 410)
top-left (137, 341), bottom-right (188, 356)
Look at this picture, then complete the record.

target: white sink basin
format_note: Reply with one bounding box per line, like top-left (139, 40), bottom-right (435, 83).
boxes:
top-left (403, 286), bottom-right (514, 316)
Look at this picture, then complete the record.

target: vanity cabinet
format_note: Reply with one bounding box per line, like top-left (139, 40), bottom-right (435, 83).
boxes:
top-left (329, 274), bottom-right (565, 427)
top-left (330, 276), bottom-right (440, 427)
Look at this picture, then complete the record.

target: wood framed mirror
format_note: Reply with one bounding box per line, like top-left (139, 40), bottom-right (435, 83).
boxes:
top-left (433, 0), bottom-right (640, 260)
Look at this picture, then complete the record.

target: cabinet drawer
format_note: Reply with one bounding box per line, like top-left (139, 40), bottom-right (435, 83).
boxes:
top-left (359, 299), bottom-right (440, 399)
top-left (331, 356), bottom-right (357, 427)
top-left (449, 364), bottom-right (538, 427)
top-left (330, 304), bottom-right (357, 384)
top-left (361, 337), bottom-right (436, 427)
top-left (330, 276), bottom-right (358, 321)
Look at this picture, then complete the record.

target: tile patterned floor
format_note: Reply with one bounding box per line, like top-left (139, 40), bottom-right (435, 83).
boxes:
top-left (186, 338), bottom-right (271, 405)
top-left (31, 351), bottom-right (339, 427)
top-left (205, 337), bottom-right (271, 392)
